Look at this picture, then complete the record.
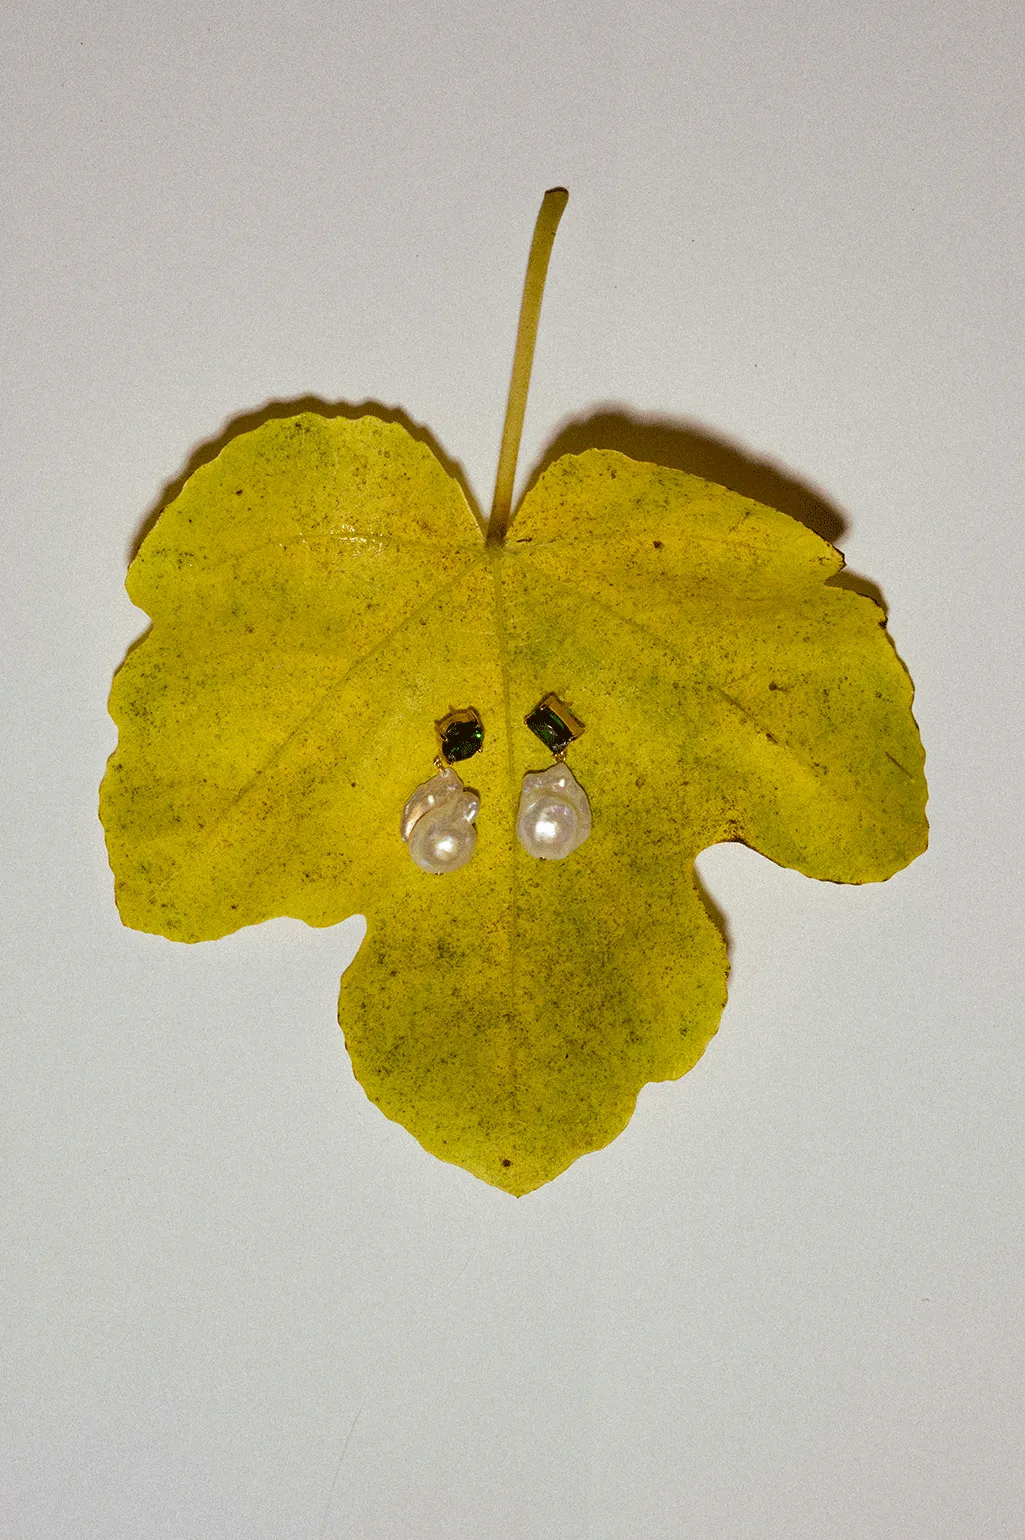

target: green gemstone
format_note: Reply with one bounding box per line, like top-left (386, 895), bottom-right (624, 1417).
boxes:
top-left (525, 701), bottom-right (575, 755)
top-left (440, 714), bottom-right (484, 763)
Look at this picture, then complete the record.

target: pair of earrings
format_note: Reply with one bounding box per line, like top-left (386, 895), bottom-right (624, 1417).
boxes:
top-left (400, 697), bottom-right (592, 875)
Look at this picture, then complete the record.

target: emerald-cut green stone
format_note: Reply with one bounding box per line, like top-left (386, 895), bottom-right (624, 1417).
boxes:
top-left (438, 711), bottom-right (484, 763)
top-left (525, 696), bottom-right (582, 755)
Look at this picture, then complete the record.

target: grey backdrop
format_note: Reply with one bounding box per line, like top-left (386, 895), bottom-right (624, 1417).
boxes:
top-left (2, 1), bottom-right (1022, 1536)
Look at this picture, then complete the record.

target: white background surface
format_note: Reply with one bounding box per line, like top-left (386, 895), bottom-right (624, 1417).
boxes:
top-left (2, 2), bottom-right (1023, 1536)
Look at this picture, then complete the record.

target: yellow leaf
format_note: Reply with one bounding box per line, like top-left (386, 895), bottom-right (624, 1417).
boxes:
top-left (101, 411), bottom-right (926, 1195)
top-left (102, 190), bottom-right (926, 1194)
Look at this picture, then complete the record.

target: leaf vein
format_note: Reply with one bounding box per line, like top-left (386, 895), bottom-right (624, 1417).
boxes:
top-left (146, 560), bottom-right (480, 893)
top-left (515, 561), bottom-right (826, 778)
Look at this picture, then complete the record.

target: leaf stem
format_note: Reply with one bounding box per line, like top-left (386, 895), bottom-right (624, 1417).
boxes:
top-left (488, 187), bottom-right (569, 544)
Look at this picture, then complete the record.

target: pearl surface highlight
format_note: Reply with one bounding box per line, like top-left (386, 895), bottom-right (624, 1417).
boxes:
top-left (516, 763), bottom-right (591, 860)
top-left (401, 766), bottom-right (479, 874)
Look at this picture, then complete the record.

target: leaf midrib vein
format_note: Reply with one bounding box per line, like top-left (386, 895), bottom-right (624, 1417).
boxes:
top-left (487, 545), bottom-right (521, 1114)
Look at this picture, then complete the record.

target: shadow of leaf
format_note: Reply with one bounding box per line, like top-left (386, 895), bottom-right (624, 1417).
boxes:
top-left (521, 405), bottom-right (886, 610)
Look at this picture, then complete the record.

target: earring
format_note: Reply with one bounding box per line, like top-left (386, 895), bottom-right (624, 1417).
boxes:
top-left (517, 694), bottom-right (592, 860)
top-left (401, 708), bottom-right (483, 874)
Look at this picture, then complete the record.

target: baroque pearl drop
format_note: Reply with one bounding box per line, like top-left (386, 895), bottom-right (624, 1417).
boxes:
top-left (516, 763), bottom-right (591, 860)
top-left (401, 766), bottom-right (479, 875)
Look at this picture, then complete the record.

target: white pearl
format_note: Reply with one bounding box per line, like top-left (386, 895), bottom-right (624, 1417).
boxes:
top-left (516, 763), bottom-right (591, 860)
top-left (401, 766), bottom-right (479, 875)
